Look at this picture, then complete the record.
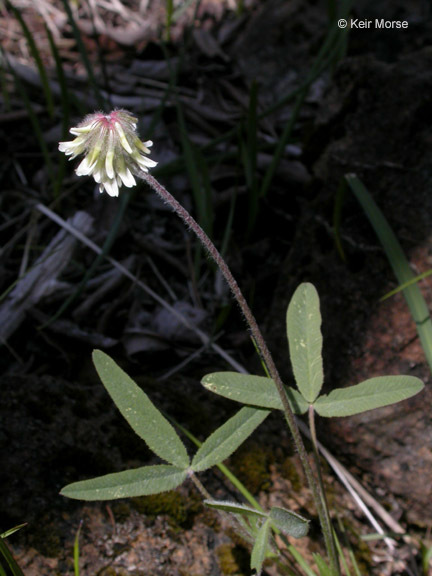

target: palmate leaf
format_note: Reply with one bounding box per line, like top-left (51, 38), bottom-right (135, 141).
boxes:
top-left (313, 375), bottom-right (424, 417)
top-left (287, 283), bottom-right (324, 403)
top-left (201, 372), bottom-right (308, 414)
top-left (61, 465), bottom-right (188, 501)
top-left (92, 350), bottom-right (189, 469)
top-left (191, 406), bottom-right (270, 472)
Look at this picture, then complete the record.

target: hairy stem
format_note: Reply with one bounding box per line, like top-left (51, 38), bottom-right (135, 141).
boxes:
top-left (141, 172), bottom-right (339, 573)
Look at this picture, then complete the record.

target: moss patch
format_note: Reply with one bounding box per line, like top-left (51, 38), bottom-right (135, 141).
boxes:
top-left (216, 543), bottom-right (250, 575)
top-left (230, 442), bottom-right (273, 495)
top-left (97, 568), bottom-right (129, 576)
top-left (131, 490), bottom-right (201, 529)
top-left (281, 456), bottom-right (303, 492)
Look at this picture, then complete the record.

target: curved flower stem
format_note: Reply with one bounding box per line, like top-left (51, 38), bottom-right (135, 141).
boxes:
top-left (141, 172), bottom-right (339, 574)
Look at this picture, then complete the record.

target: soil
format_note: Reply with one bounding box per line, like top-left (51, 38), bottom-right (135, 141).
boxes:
top-left (1, 0), bottom-right (432, 575)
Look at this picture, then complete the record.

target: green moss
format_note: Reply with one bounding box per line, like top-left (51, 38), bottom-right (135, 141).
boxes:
top-left (201, 506), bottom-right (222, 532)
top-left (281, 456), bottom-right (303, 492)
top-left (97, 568), bottom-right (129, 576)
top-left (217, 543), bottom-right (252, 575)
top-left (353, 538), bottom-right (372, 573)
top-left (230, 442), bottom-right (273, 494)
top-left (131, 490), bottom-right (200, 529)
top-left (97, 567), bottom-right (149, 576)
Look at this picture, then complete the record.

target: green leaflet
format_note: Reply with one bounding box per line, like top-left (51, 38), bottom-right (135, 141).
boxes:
top-left (201, 372), bottom-right (308, 414)
top-left (313, 375), bottom-right (424, 417)
top-left (191, 406), bottom-right (270, 472)
top-left (250, 519), bottom-right (271, 576)
top-left (204, 499), bottom-right (267, 520)
top-left (93, 350), bottom-right (189, 469)
top-left (61, 465), bottom-right (188, 501)
top-left (269, 507), bottom-right (309, 539)
top-left (205, 500), bottom-right (309, 539)
top-left (287, 283), bottom-right (324, 403)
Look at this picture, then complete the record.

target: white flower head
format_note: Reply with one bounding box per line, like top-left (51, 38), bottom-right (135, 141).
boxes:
top-left (59, 109), bottom-right (157, 197)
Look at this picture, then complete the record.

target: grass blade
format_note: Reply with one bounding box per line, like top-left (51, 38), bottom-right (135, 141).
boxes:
top-left (43, 190), bottom-right (130, 326)
top-left (73, 521), bottom-right (82, 576)
top-left (381, 268), bottom-right (432, 301)
top-left (165, 0), bottom-right (174, 42)
top-left (0, 53), bottom-right (11, 111)
top-left (2, 49), bottom-right (54, 186)
top-left (0, 539), bottom-right (25, 576)
top-left (333, 178), bottom-right (347, 261)
top-left (0, 525), bottom-right (26, 540)
top-left (336, 516), bottom-right (361, 576)
top-left (259, 7), bottom-right (352, 198)
top-left (176, 100), bottom-right (213, 236)
top-left (241, 81), bottom-right (258, 234)
top-left (45, 23), bottom-right (70, 197)
top-left (59, 0), bottom-right (105, 108)
top-left (346, 173), bottom-right (432, 373)
top-left (7, 1), bottom-right (54, 118)
top-left (287, 545), bottom-right (318, 576)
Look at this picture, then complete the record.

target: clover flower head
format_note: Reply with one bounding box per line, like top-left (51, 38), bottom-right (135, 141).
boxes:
top-left (58, 109), bottom-right (157, 197)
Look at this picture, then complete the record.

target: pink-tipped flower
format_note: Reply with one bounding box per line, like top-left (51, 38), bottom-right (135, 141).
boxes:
top-left (59, 109), bottom-right (157, 197)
